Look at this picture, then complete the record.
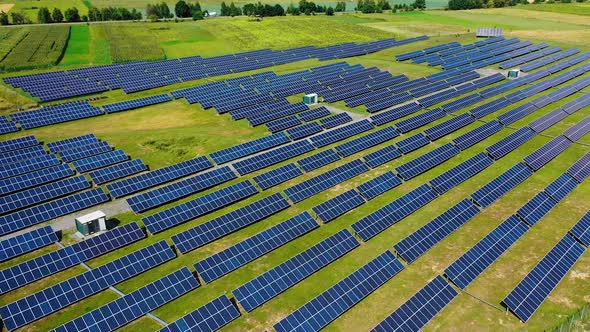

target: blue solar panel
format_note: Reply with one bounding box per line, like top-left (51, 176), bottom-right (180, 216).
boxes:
top-left (233, 229), bottom-right (360, 312)
top-left (297, 149), bottom-right (341, 172)
top-left (310, 120), bottom-right (375, 148)
top-left (159, 295), bottom-right (240, 332)
top-left (0, 154), bottom-right (60, 180)
top-left (0, 136), bottom-right (38, 153)
top-left (171, 193), bottom-right (290, 254)
top-left (107, 156), bottom-right (213, 199)
top-left (210, 132), bottom-right (291, 164)
top-left (396, 144), bottom-right (460, 180)
top-left (233, 140), bottom-right (314, 175)
top-left (486, 127), bottom-right (536, 160)
top-left (299, 106), bottom-right (331, 122)
top-left (143, 180), bottom-right (259, 234)
top-left (53, 267), bottom-right (198, 332)
top-left (452, 120), bottom-right (503, 151)
top-left (470, 97), bottom-right (511, 119)
top-left (47, 134), bottom-right (97, 153)
top-left (285, 159), bottom-right (369, 203)
top-left (394, 199), bottom-right (480, 263)
top-left (89, 159), bottom-right (147, 184)
top-left (503, 235), bottom-right (585, 322)
top-left (430, 153), bottom-right (494, 194)
top-left (312, 189), bottom-right (366, 223)
top-left (0, 145), bottom-right (46, 166)
top-left (424, 113), bottom-right (475, 141)
top-left (395, 108), bottom-right (446, 133)
top-left (275, 251), bottom-right (404, 332)
top-left (370, 102), bottom-right (422, 126)
top-left (567, 152), bottom-right (590, 183)
top-left (357, 171), bottom-right (402, 200)
top-left (0, 226), bottom-right (56, 262)
top-left (371, 276), bottom-right (458, 332)
top-left (497, 103), bottom-right (539, 126)
top-left (253, 163), bottom-right (303, 190)
top-left (286, 122), bottom-right (323, 140)
top-left (570, 211), bottom-right (590, 246)
top-left (58, 141), bottom-right (113, 162)
top-left (0, 164), bottom-right (74, 197)
top-left (523, 136), bottom-right (571, 171)
top-left (195, 212), bottom-right (318, 283)
top-left (529, 109), bottom-right (568, 133)
top-left (445, 215), bottom-right (529, 289)
top-left (266, 116), bottom-right (303, 133)
top-left (0, 240), bottom-right (175, 331)
top-left (516, 192), bottom-right (557, 226)
top-left (363, 145), bottom-right (402, 168)
top-left (320, 113), bottom-right (353, 129)
top-left (72, 149), bottom-right (129, 173)
top-left (395, 133), bottom-right (430, 154)
top-left (335, 127), bottom-right (399, 157)
top-left (545, 173), bottom-right (577, 202)
top-left (352, 184), bottom-right (439, 241)
top-left (471, 163), bottom-right (533, 208)
top-left (564, 116), bottom-right (590, 141)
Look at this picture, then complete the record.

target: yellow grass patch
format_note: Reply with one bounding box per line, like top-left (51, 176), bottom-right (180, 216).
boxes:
top-left (0, 3), bottom-right (14, 12)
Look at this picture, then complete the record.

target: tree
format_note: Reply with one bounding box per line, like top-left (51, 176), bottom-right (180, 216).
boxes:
top-left (190, 2), bottom-right (202, 14)
top-left (286, 3), bottom-right (299, 14)
top-left (192, 10), bottom-right (204, 19)
top-left (335, 1), bottom-right (346, 11)
top-left (175, 0), bottom-right (192, 17)
top-left (357, 0), bottom-right (376, 13)
top-left (160, 2), bottom-right (172, 17)
top-left (243, 3), bottom-right (256, 15)
top-left (273, 3), bottom-right (284, 15)
top-left (229, 2), bottom-right (242, 16)
top-left (447, 0), bottom-right (483, 9)
top-left (326, 6), bottom-right (334, 14)
top-left (52, 8), bottom-right (64, 22)
top-left (64, 7), bottom-right (81, 21)
top-left (220, 1), bottom-right (229, 15)
top-left (37, 7), bottom-right (52, 23)
top-left (11, 11), bottom-right (27, 24)
top-left (413, 0), bottom-right (426, 8)
top-left (0, 11), bottom-right (8, 25)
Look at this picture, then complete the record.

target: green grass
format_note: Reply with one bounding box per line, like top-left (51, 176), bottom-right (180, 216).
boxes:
top-left (102, 24), bottom-right (166, 62)
top-left (0, 26), bottom-right (70, 71)
top-left (0, 0), bottom-right (88, 21)
top-left (517, 2), bottom-right (590, 16)
top-left (60, 25), bottom-right (91, 66)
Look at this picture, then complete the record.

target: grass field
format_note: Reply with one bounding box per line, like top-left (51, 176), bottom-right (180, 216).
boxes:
top-left (1, 5), bottom-right (590, 332)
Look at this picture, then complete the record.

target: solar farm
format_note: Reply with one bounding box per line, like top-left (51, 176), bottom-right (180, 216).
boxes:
top-left (1, 9), bottom-right (590, 332)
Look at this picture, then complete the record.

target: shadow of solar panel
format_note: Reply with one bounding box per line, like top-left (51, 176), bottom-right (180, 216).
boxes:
top-left (253, 163), bottom-right (303, 190)
top-left (370, 102), bottom-right (422, 126)
top-left (430, 153), bottom-right (494, 194)
top-left (53, 268), bottom-right (199, 332)
top-left (394, 199), bottom-right (480, 263)
top-left (107, 156), bottom-right (213, 198)
top-left (0, 145), bottom-right (47, 166)
top-left (195, 212), bottom-right (318, 283)
top-left (159, 295), bottom-right (240, 332)
top-left (319, 113), bottom-right (353, 129)
top-left (297, 149), bottom-right (341, 172)
top-left (352, 184), bottom-right (438, 241)
top-left (285, 159), bottom-right (369, 203)
top-left (529, 109), bottom-right (568, 133)
top-left (0, 136), bottom-right (39, 153)
top-left (395, 133), bottom-right (430, 154)
top-left (143, 180), bottom-right (259, 234)
top-left (0, 175), bottom-right (90, 215)
top-left (89, 159), bottom-right (147, 185)
top-left (471, 163), bottom-right (533, 208)
top-left (395, 108), bottom-right (446, 134)
top-left (567, 152), bottom-right (590, 183)
top-left (396, 144), bottom-right (459, 180)
top-left (357, 171), bottom-right (402, 200)
top-left (0, 226), bottom-right (56, 262)
top-left (516, 192), bottom-right (557, 226)
top-left (313, 189), bottom-right (365, 223)
top-left (275, 251), bottom-right (404, 332)
top-left (0, 154), bottom-right (61, 180)
top-left (524, 136), bottom-right (571, 171)
top-left (0, 164), bottom-right (74, 196)
top-left (233, 229), bottom-right (360, 312)
top-left (286, 122), bottom-right (323, 140)
top-left (233, 140), bottom-right (314, 175)
top-left (0, 240), bottom-right (175, 331)
top-left (210, 132), bottom-right (291, 164)
top-left (335, 126), bottom-right (399, 157)
top-left (503, 235), bottom-right (585, 322)
top-left (72, 149), bottom-right (129, 173)
top-left (363, 145), bottom-right (402, 168)
top-left (487, 127), bottom-right (536, 160)
top-left (59, 141), bottom-right (113, 162)
top-left (171, 193), bottom-right (289, 253)
top-left (444, 215), bottom-right (528, 289)
top-left (545, 173), bottom-right (577, 202)
top-left (371, 276), bottom-right (458, 332)
top-left (0, 188), bottom-right (109, 236)
top-left (424, 113), bottom-right (475, 141)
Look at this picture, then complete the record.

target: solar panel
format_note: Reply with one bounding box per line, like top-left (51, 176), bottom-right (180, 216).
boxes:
top-left (171, 193), bottom-right (290, 254)
top-left (233, 140), bottom-right (314, 175)
top-left (311, 120), bottom-right (375, 148)
top-left (370, 102), bottom-right (422, 126)
top-left (69, 221), bottom-right (146, 261)
top-left (394, 199), bottom-right (480, 263)
top-left (503, 235), bottom-right (585, 322)
top-left (299, 106), bottom-right (331, 122)
top-left (567, 152), bottom-right (590, 183)
top-left (58, 141), bottom-right (113, 162)
top-left (430, 153), bottom-right (494, 194)
top-left (253, 163), bottom-right (303, 190)
top-left (297, 149), bottom-right (340, 172)
top-left (0, 145), bottom-right (47, 166)
top-left (210, 132), bottom-right (291, 164)
top-left (0, 154), bottom-right (60, 180)
top-left (486, 127), bottom-right (536, 160)
top-left (313, 189), bottom-right (366, 223)
top-left (127, 166), bottom-right (236, 213)
top-left (363, 145), bottom-right (402, 168)
top-left (523, 136), bottom-right (571, 171)
top-left (159, 295), bottom-right (240, 332)
top-left (0, 240), bottom-right (175, 331)
top-left (47, 134), bottom-right (98, 153)
top-left (233, 229), bottom-right (360, 312)
top-left (195, 212), bottom-right (318, 283)
top-left (285, 159), bottom-right (369, 203)
top-left (266, 115), bottom-right (303, 133)
top-left (470, 97), bottom-right (511, 119)
top-left (569, 211), bottom-right (590, 246)
top-left (544, 173), bottom-right (577, 203)
top-left (72, 149), bottom-right (129, 173)
top-left (352, 184), bottom-right (439, 241)
top-left (143, 180), bottom-right (259, 234)
top-left (396, 144), bottom-right (459, 180)
top-left (0, 188), bottom-right (109, 236)
top-left (497, 103), bottom-right (539, 126)
top-left (335, 126), bottom-right (399, 157)
top-left (0, 164), bottom-right (74, 196)
top-left (89, 159), bottom-right (147, 184)
top-left (107, 156), bottom-right (213, 198)
top-left (320, 113), bottom-right (353, 129)
top-left (516, 192), bottom-right (557, 226)
top-left (371, 276), bottom-right (458, 332)
top-left (444, 215), bottom-right (529, 289)
top-left (0, 226), bottom-right (56, 262)
top-left (471, 163), bottom-right (533, 208)
top-left (286, 122), bottom-right (323, 140)
top-left (52, 268), bottom-right (199, 332)
top-left (564, 116), bottom-right (590, 141)
top-left (395, 108), bottom-right (446, 133)
top-left (424, 113), bottom-right (475, 141)
top-left (275, 251), bottom-right (404, 332)
top-left (529, 109), bottom-right (568, 133)
top-left (397, 133), bottom-right (431, 155)
top-left (0, 136), bottom-right (38, 153)
top-left (357, 171), bottom-right (402, 200)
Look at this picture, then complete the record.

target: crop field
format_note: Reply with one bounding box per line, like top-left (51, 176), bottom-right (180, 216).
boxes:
top-left (0, 5), bottom-right (590, 332)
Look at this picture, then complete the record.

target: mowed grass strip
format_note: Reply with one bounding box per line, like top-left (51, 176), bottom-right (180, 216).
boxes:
top-left (103, 24), bottom-right (166, 62)
top-left (60, 25), bottom-right (91, 66)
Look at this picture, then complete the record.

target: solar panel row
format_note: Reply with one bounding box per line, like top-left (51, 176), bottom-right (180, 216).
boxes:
top-left (0, 225), bottom-right (56, 262)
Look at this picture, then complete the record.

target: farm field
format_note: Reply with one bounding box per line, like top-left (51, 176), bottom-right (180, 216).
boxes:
top-left (0, 5), bottom-right (590, 332)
